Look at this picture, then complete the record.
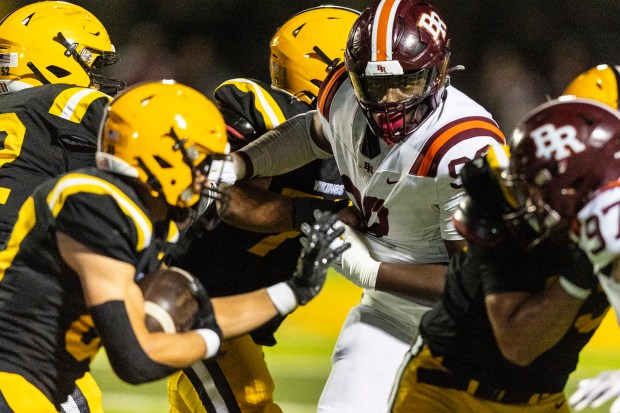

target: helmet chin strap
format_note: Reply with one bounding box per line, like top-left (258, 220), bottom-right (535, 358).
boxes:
top-left (312, 45), bottom-right (341, 72)
top-left (26, 62), bottom-right (52, 85)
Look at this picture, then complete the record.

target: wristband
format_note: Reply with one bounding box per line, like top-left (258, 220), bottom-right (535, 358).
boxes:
top-left (231, 153), bottom-right (249, 181)
top-left (195, 329), bottom-right (222, 359)
top-left (559, 276), bottom-right (591, 299)
top-left (266, 282), bottom-right (298, 316)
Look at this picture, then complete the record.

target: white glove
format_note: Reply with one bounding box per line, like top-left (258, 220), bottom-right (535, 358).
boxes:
top-left (229, 153), bottom-right (246, 181)
top-left (337, 224), bottom-right (380, 290)
top-left (569, 370), bottom-right (620, 412)
top-left (298, 210), bottom-right (379, 289)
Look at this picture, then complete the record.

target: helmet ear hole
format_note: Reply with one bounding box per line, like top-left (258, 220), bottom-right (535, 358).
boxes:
top-left (153, 156), bottom-right (172, 169)
top-left (46, 65), bottom-right (71, 79)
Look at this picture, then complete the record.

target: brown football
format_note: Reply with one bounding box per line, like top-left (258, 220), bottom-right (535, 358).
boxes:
top-left (137, 267), bottom-right (199, 333)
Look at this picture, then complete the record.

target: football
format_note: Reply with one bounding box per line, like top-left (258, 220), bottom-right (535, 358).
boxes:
top-left (137, 266), bottom-right (200, 333)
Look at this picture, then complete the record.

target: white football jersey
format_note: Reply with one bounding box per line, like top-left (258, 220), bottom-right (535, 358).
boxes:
top-left (318, 72), bottom-right (505, 320)
top-left (576, 182), bottom-right (620, 272)
top-left (576, 181), bottom-right (620, 320)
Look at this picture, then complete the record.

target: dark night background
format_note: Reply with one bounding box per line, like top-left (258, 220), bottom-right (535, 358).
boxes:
top-left (3, 0), bottom-right (620, 133)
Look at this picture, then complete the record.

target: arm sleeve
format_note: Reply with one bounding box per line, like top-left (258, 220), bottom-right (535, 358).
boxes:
top-left (89, 300), bottom-right (177, 384)
top-left (236, 111), bottom-right (332, 179)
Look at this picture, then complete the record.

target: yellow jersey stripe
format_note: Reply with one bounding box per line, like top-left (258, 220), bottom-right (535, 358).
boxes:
top-left (46, 174), bottom-right (152, 251)
top-left (220, 79), bottom-right (286, 129)
top-left (0, 197), bottom-right (37, 282)
top-left (49, 88), bottom-right (111, 124)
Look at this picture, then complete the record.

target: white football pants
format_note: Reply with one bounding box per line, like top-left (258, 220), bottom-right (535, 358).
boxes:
top-left (317, 303), bottom-right (418, 413)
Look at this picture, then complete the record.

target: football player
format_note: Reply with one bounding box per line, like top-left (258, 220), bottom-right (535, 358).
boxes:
top-left (562, 64), bottom-right (619, 110)
top-left (390, 97), bottom-right (618, 412)
top-left (560, 64), bottom-right (620, 413)
top-left (0, 79), bottom-right (347, 412)
top-left (166, 6), bottom-right (358, 413)
top-left (0, 1), bottom-right (126, 248)
top-left (0, 2), bottom-right (124, 411)
top-left (226, 1), bottom-right (505, 411)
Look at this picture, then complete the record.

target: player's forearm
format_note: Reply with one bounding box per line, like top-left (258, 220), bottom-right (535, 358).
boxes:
top-left (218, 181), bottom-right (294, 232)
top-left (91, 300), bottom-right (212, 384)
top-left (486, 282), bottom-right (584, 366)
top-left (375, 262), bottom-right (447, 305)
top-left (212, 291), bottom-right (280, 339)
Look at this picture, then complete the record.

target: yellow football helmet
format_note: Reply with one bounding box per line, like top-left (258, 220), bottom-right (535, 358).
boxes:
top-left (97, 80), bottom-right (230, 209)
top-left (562, 64), bottom-right (620, 110)
top-left (0, 1), bottom-right (124, 93)
top-left (270, 6), bottom-right (359, 106)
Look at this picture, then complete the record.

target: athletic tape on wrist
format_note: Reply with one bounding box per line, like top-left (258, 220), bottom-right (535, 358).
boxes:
top-left (195, 329), bottom-right (221, 359)
top-left (266, 281), bottom-right (298, 316)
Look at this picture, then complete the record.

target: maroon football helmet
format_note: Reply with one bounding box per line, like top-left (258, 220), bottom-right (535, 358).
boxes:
top-left (345, 0), bottom-right (451, 144)
top-left (502, 98), bottom-right (620, 248)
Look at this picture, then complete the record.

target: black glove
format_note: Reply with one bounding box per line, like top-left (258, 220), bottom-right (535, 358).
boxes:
top-left (286, 211), bottom-right (350, 305)
top-left (189, 275), bottom-right (223, 341)
top-left (557, 241), bottom-right (597, 291)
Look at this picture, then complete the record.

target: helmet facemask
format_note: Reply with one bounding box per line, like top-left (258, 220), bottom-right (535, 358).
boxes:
top-left (54, 31), bottom-right (125, 94)
top-left (500, 170), bottom-right (562, 249)
top-left (350, 65), bottom-right (446, 144)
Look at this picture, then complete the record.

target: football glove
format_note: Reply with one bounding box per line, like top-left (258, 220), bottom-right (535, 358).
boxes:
top-left (287, 210), bottom-right (349, 305)
top-left (556, 241), bottom-right (597, 299)
top-left (569, 370), bottom-right (620, 413)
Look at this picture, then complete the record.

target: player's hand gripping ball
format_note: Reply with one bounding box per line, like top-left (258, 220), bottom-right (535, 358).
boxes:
top-left (137, 267), bottom-right (200, 333)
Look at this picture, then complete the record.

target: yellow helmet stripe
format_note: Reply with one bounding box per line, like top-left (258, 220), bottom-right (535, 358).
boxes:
top-left (49, 88), bottom-right (111, 124)
top-left (47, 173), bottom-right (152, 251)
top-left (221, 79), bottom-right (286, 129)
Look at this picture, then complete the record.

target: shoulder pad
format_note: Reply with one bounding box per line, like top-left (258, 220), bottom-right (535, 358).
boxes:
top-left (317, 63), bottom-right (349, 120)
top-left (408, 117), bottom-right (505, 178)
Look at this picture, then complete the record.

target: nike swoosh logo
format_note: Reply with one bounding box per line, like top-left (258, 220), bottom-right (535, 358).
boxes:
top-left (554, 399), bottom-right (565, 409)
top-left (386, 177), bottom-right (398, 185)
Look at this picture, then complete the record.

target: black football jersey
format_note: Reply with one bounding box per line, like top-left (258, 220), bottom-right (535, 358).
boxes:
top-left (0, 84), bottom-right (111, 247)
top-left (171, 79), bottom-right (346, 345)
top-left (420, 235), bottom-right (609, 395)
top-left (0, 168), bottom-right (174, 407)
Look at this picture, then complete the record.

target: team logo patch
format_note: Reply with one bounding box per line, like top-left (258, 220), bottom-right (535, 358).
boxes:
top-left (0, 53), bottom-right (18, 67)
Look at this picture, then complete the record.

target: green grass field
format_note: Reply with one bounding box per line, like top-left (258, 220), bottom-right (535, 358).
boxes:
top-left (91, 272), bottom-right (620, 413)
